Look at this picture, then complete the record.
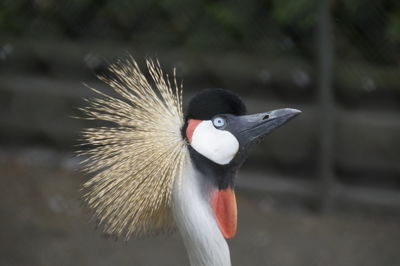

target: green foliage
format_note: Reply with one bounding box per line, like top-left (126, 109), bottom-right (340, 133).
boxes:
top-left (0, 0), bottom-right (399, 62)
top-left (0, 0), bottom-right (30, 34)
top-left (271, 0), bottom-right (317, 31)
top-left (387, 2), bottom-right (400, 44)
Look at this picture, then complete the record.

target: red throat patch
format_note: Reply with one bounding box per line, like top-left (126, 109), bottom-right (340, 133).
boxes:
top-left (186, 119), bottom-right (202, 143)
top-left (211, 188), bottom-right (237, 239)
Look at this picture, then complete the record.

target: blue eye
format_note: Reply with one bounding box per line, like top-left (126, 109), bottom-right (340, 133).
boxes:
top-left (212, 117), bottom-right (226, 128)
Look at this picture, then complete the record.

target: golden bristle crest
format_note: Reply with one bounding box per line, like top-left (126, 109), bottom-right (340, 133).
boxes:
top-left (79, 58), bottom-right (187, 239)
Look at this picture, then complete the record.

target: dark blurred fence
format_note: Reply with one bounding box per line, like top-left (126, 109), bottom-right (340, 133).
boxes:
top-left (1, 0), bottom-right (400, 213)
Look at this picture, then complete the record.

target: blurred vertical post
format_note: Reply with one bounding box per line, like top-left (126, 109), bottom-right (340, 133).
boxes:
top-left (317, 0), bottom-right (335, 210)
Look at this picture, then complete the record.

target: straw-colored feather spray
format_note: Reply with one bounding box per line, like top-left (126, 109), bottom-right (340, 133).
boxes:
top-left (79, 58), bottom-right (187, 239)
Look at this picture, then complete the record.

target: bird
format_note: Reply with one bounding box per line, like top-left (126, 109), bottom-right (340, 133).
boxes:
top-left (79, 58), bottom-right (301, 266)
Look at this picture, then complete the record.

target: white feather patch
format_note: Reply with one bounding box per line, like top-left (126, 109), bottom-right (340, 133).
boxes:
top-left (191, 121), bottom-right (239, 165)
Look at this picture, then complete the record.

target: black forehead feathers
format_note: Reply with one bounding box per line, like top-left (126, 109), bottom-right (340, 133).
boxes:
top-left (185, 88), bottom-right (247, 120)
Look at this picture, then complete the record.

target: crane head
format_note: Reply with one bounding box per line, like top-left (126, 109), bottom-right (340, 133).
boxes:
top-left (183, 88), bottom-right (301, 238)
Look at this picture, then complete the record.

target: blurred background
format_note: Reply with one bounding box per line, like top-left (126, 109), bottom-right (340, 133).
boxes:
top-left (1, 0), bottom-right (400, 265)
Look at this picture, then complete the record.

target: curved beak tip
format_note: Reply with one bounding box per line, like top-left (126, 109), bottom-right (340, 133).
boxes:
top-left (291, 108), bottom-right (302, 115)
top-left (275, 108), bottom-right (302, 121)
top-left (280, 108), bottom-right (302, 116)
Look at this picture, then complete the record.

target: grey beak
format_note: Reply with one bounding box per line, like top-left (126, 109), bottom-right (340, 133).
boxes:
top-left (233, 108), bottom-right (301, 147)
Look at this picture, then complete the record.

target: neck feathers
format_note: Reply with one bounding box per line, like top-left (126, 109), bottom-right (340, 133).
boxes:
top-left (172, 158), bottom-right (231, 266)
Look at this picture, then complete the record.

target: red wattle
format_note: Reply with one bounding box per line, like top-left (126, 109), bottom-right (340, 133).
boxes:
top-left (186, 119), bottom-right (202, 143)
top-left (211, 188), bottom-right (237, 239)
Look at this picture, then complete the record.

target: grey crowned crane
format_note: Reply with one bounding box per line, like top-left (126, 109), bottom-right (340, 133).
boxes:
top-left (80, 58), bottom-right (300, 266)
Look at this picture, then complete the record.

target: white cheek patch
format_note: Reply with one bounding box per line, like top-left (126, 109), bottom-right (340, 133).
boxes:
top-left (191, 121), bottom-right (239, 165)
